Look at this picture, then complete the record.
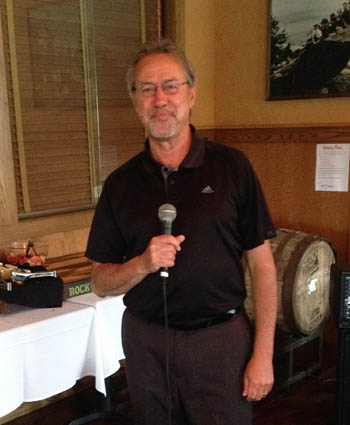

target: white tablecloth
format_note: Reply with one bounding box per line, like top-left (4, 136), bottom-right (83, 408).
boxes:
top-left (0, 293), bottom-right (126, 419)
top-left (66, 293), bottom-right (126, 394)
top-left (0, 302), bottom-right (95, 418)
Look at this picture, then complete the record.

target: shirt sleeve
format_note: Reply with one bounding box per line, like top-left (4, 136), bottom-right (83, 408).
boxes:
top-left (85, 176), bottom-right (126, 264)
top-left (235, 151), bottom-right (276, 250)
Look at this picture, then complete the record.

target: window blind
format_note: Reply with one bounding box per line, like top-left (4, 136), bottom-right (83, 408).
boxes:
top-left (0, 0), bottom-right (163, 217)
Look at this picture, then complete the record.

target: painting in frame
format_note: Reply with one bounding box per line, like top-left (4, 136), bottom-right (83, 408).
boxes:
top-left (268, 0), bottom-right (350, 100)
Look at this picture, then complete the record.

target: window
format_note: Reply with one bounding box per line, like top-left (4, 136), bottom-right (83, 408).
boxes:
top-left (0, 0), bottom-right (164, 218)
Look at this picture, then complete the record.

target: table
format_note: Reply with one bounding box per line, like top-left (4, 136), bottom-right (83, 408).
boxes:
top-left (0, 294), bottom-right (126, 420)
top-left (0, 302), bottom-right (94, 418)
top-left (66, 293), bottom-right (129, 425)
top-left (66, 293), bottom-right (126, 394)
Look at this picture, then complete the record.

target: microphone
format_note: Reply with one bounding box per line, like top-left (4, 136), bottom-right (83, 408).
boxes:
top-left (158, 203), bottom-right (177, 280)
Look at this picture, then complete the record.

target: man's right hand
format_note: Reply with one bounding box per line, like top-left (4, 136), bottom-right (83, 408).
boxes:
top-left (90, 234), bottom-right (185, 297)
top-left (140, 234), bottom-right (185, 274)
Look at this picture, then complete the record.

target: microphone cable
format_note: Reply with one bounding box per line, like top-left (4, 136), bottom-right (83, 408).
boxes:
top-left (158, 191), bottom-right (177, 425)
top-left (161, 275), bottom-right (172, 425)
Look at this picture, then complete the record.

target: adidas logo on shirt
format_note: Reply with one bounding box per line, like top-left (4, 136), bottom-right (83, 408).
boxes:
top-left (201, 185), bottom-right (214, 194)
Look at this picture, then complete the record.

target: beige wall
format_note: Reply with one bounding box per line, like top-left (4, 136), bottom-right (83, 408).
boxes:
top-left (183, 1), bottom-right (350, 261)
top-left (2, 0), bottom-right (350, 260)
top-left (184, 0), bottom-right (216, 128)
top-left (187, 0), bottom-right (350, 128)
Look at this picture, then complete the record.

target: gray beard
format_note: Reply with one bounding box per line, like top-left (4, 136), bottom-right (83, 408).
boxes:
top-left (147, 118), bottom-right (178, 140)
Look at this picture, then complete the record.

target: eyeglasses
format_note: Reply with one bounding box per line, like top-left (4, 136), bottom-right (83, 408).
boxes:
top-left (134, 81), bottom-right (189, 97)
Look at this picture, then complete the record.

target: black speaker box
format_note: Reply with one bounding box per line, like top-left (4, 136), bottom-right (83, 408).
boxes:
top-left (332, 264), bottom-right (350, 424)
top-left (332, 264), bottom-right (350, 329)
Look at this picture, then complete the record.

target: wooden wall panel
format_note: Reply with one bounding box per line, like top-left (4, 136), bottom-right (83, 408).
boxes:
top-left (198, 127), bottom-right (350, 263)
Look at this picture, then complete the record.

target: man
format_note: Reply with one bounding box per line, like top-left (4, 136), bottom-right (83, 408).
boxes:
top-left (86, 39), bottom-right (277, 425)
top-left (342, 2), bottom-right (350, 25)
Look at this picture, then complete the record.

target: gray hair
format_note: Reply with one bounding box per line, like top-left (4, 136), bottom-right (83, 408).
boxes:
top-left (126, 38), bottom-right (196, 96)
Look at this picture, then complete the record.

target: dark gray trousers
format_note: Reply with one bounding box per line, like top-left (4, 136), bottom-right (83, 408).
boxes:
top-left (122, 309), bottom-right (253, 425)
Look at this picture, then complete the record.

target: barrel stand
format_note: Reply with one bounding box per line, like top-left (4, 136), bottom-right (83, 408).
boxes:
top-left (273, 328), bottom-right (323, 392)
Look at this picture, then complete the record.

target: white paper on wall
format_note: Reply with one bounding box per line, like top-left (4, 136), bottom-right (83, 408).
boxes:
top-left (315, 144), bottom-right (350, 192)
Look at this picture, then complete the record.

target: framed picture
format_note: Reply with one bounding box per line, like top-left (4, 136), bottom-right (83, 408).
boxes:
top-left (268, 1), bottom-right (350, 100)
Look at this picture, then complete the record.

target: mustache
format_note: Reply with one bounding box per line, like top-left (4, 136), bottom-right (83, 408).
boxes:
top-left (150, 108), bottom-right (176, 119)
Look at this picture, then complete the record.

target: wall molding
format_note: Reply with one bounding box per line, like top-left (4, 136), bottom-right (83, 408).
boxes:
top-left (214, 126), bottom-right (350, 144)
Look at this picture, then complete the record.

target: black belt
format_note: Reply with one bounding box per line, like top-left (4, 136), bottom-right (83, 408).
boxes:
top-left (170, 308), bottom-right (239, 331)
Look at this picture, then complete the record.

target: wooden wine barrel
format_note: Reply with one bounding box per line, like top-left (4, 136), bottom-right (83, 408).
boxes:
top-left (244, 229), bottom-right (336, 335)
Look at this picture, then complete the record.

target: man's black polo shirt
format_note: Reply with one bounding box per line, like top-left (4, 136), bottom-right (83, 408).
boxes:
top-left (86, 126), bottom-right (276, 329)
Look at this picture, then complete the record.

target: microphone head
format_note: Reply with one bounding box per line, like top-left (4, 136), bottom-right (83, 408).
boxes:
top-left (158, 203), bottom-right (177, 222)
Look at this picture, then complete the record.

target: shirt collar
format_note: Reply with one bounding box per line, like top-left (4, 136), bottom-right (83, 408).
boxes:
top-left (142, 124), bottom-right (205, 174)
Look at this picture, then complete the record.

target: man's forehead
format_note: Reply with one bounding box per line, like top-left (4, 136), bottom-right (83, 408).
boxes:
top-left (135, 53), bottom-right (186, 81)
